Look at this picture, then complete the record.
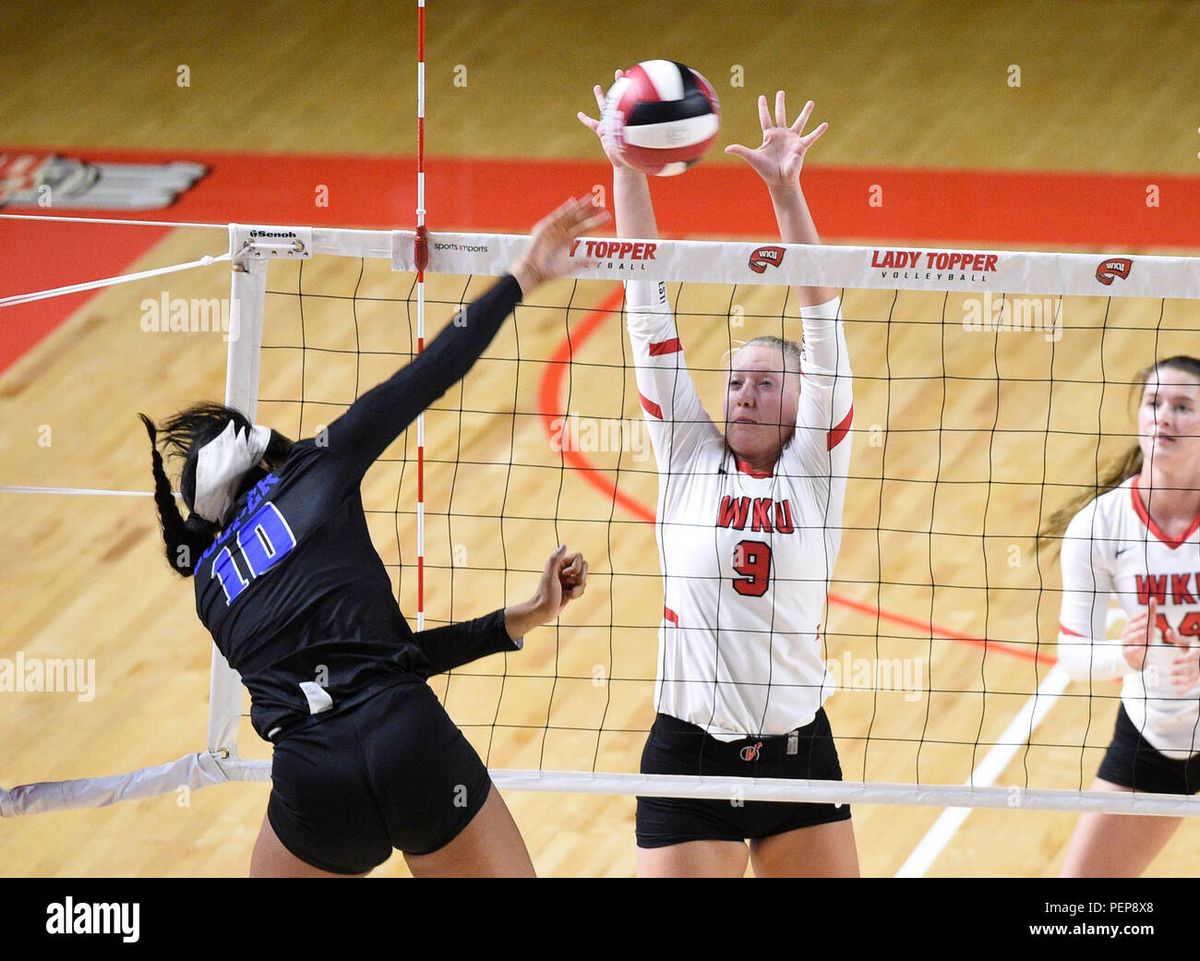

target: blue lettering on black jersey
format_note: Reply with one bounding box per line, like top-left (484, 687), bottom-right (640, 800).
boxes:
top-left (197, 474), bottom-right (297, 607)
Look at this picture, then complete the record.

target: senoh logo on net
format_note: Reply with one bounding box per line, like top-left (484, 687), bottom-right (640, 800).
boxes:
top-left (1095, 257), bottom-right (1132, 286)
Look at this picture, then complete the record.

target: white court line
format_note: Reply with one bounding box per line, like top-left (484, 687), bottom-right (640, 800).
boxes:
top-left (895, 664), bottom-right (1073, 877)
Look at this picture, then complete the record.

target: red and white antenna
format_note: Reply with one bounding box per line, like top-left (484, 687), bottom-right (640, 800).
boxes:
top-left (414, 0), bottom-right (428, 629)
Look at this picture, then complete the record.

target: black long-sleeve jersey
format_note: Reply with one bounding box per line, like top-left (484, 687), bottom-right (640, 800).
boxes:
top-left (192, 274), bottom-right (525, 742)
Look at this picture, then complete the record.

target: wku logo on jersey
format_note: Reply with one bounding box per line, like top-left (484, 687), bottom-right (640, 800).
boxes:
top-left (717, 495), bottom-right (796, 534)
top-left (1135, 572), bottom-right (1200, 606)
top-left (1095, 257), bottom-right (1132, 286)
top-left (748, 245), bottom-right (785, 274)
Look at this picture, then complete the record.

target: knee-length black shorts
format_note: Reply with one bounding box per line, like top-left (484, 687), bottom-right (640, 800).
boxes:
top-left (267, 678), bottom-right (493, 874)
top-left (636, 708), bottom-right (851, 848)
top-left (1096, 703), bottom-right (1200, 795)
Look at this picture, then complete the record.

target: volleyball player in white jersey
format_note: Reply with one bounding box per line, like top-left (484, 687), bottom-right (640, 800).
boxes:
top-left (1042, 357), bottom-right (1200, 876)
top-left (580, 84), bottom-right (859, 877)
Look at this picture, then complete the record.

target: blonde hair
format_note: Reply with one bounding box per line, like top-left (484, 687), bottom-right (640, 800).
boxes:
top-left (729, 336), bottom-right (803, 375)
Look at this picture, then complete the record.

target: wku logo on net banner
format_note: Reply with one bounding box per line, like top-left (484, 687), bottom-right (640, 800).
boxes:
top-left (748, 245), bottom-right (785, 274)
top-left (1095, 257), bottom-right (1132, 286)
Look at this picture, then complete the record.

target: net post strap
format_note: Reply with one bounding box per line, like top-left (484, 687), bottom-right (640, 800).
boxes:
top-left (0, 752), bottom-right (230, 817)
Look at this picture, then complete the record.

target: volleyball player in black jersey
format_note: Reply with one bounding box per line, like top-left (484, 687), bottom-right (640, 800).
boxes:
top-left (140, 197), bottom-right (607, 877)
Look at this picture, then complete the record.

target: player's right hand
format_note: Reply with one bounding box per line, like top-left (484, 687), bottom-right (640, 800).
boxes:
top-left (577, 70), bottom-right (637, 171)
top-left (509, 196), bottom-right (610, 296)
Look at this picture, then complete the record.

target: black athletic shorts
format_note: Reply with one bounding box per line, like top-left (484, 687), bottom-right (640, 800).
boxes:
top-left (267, 677), bottom-right (492, 874)
top-left (636, 708), bottom-right (851, 848)
top-left (1096, 702), bottom-right (1200, 795)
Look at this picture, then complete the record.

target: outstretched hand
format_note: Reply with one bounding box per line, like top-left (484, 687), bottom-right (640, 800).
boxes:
top-left (510, 196), bottom-right (610, 297)
top-left (725, 91), bottom-right (827, 188)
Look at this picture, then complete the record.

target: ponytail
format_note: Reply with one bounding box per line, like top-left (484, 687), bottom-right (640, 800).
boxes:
top-left (139, 413), bottom-right (218, 577)
top-left (1036, 444), bottom-right (1142, 556)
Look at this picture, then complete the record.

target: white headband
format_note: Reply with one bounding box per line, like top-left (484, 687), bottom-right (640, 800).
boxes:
top-left (192, 420), bottom-right (272, 523)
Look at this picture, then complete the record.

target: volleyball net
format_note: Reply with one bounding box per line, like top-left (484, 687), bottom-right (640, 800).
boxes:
top-left (3, 217), bottom-right (1200, 818)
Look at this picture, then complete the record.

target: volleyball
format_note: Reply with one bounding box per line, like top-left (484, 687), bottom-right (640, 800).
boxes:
top-left (602, 60), bottom-right (720, 177)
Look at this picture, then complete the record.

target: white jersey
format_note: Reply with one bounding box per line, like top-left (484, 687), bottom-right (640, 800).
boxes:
top-left (1057, 476), bottom-right (1200, 759)
top-left (626, 280), bottom-right (852, 741)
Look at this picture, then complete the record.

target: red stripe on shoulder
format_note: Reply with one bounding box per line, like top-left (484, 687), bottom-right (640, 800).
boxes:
top-left (639, 392), bottom-right (664, 420)
top-left (663, 606), bottom-right (679, 626)
top-left (827, 405), bottom-right (854, 450)
top-left (1059, 623), bottom-right (1085, 638)
top-left (648, 338), bottom-right (682, 356)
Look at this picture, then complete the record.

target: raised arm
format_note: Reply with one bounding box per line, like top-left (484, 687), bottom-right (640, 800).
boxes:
top-left (726, 91), bottom-right (836, 308)
top-left (730, 93), bottom-right (850, 473)
top-left (322, 197), bottom-right (609, 481)
top-left (579, 73), bottom-right (719, 472)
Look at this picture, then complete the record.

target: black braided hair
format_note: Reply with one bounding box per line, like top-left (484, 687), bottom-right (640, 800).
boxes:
top-left (139, 404), bottom-right (294, 577)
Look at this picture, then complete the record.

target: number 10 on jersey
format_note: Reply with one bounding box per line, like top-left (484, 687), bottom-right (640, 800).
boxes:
top-left (211, 502), bottom-right (297, 605)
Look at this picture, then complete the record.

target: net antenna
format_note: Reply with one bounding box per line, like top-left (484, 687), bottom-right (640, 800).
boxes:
top-left (416, 0), bottom-right (429, 632)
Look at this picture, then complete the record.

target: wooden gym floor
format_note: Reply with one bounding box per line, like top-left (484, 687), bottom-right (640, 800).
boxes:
top-left (1, 0), bottom-right (1198, 876)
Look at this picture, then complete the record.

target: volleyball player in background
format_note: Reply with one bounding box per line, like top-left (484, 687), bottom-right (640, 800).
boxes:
top-left (140, 197), bottom-right (606, 877)
top-left (580, 84), bottom-right (859, 877)
top-left (1041, 357), bottom-right (1200, 877)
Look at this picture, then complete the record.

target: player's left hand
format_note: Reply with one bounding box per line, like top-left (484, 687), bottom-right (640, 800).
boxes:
top-left (530, 545), bottom-right (589, 621)
top-left (725, 91), bottom-right (827, 188)
top-left (577, 69), bottom-right (638, 171)
top-left (1165, 625), bottom-right (1200, 692)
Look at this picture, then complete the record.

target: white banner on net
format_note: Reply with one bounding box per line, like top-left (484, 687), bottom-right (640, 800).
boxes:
top-left (393, 230), bottom-right (1200, 300)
